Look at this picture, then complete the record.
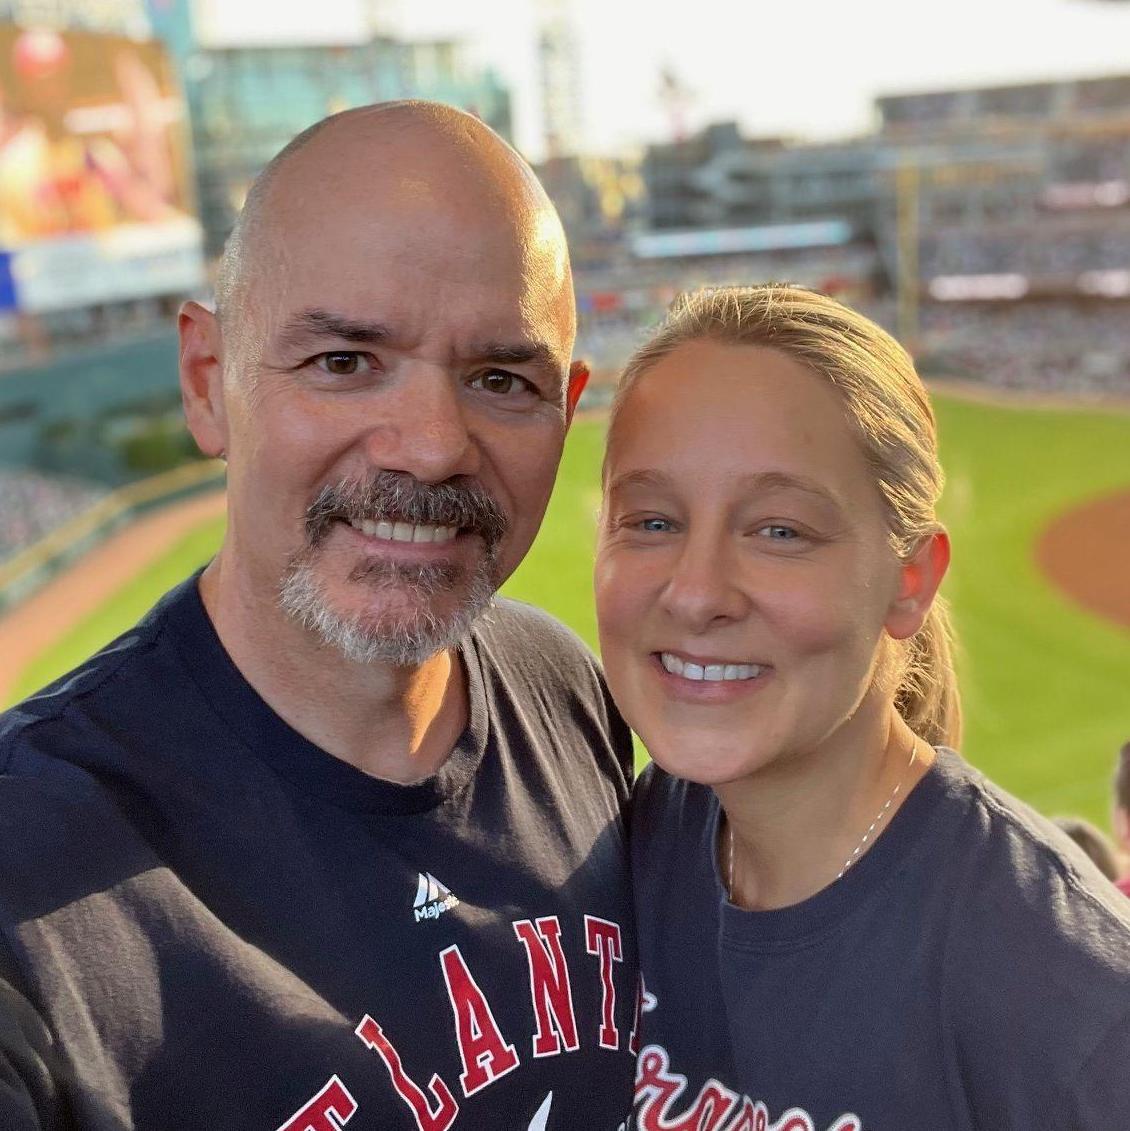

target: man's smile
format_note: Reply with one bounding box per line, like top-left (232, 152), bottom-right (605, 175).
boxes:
top-left (345, 517), bottom-right (460, 544)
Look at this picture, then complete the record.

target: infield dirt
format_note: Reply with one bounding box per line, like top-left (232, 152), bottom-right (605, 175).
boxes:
top-left (1036, 488), bottom-right (1130, 632)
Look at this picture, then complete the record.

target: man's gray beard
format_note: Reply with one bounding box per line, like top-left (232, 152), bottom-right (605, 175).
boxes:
top-left (278, 553), bottom-right (498, 667)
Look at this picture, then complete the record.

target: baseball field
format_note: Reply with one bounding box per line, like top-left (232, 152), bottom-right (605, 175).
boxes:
top-left (4, 390), bottom-right (1129, 829)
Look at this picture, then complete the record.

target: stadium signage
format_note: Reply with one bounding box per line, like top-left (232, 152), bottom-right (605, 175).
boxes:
top-left (929, 271), bottom-right (1130, 301)
top-left (630, 220), bottom-right (854, 260)
top-left (929, 274), bottom-right (1029, 301)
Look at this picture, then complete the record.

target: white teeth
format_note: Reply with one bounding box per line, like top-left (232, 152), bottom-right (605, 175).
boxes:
top-left (660, 653), bottom-right (762, 682)
top-left (349, 519), bottom-right (459, 544)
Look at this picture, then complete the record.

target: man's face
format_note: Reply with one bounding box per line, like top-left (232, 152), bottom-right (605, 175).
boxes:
top-left (209, 160), bottom-right (576, 664)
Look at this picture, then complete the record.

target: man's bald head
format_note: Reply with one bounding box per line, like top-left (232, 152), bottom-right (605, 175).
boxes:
top-left (213, 101), bottom-right (573, 351)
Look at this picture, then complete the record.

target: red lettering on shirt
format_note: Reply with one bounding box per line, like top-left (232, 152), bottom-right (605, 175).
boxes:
top-left (275, 1074), bottom-right (358, 1131)
top-left (513, 916), bottom-right (580, 1058)
top-left (355, 1015), bottom-right (459, 1131)
top-left (633, 1045), bottom-right (740, 1131)
top-left (439, 944), bottom-right (521, 1097)
top-left (585, 915), bottom-right (623, 1050)
top-left (634, 1044), bottom-right (864, 1131)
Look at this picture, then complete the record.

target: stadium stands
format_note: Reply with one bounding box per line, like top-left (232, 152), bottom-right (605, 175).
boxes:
top-left (919, 302), bottom-right (1130, 397)
top-left (0, 470), bottom-right (107, 563)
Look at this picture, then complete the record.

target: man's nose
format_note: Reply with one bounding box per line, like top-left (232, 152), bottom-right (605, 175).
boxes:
top-left (363, 369), bottom-right (480, 484)
top-left (658, 535), bottom-right (749, 633)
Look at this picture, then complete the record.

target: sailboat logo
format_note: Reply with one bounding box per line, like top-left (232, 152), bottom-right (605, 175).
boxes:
top-left (412, 871), bottom-right (460, 922)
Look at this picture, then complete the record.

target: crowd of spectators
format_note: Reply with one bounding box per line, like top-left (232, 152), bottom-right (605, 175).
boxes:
top-left (917, 301), bottom-right (1130, 398)
top-left (575, 240), bottom-right (1130, 400)
top-left (575, 245), bottom-right (879, 379)
top-left (921, 217), bottom-right (1130, 279)
top-left (0, 469), bottom-right (107, 564)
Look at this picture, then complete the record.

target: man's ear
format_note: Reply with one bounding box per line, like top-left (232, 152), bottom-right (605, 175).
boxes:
top-left (885, 530), bottom-right (951, 641)
top-left (565, 360), bottom-right (590, 425)
top-left (179, 301), bottom-right (228, 459)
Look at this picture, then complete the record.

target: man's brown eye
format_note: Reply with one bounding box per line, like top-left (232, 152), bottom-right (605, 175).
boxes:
top-left (324, 353), bottom-right (360, 375)
top-left (482, 372), bottom-right (514, 394)
top-left (473, 370), bottom-right (533, 396)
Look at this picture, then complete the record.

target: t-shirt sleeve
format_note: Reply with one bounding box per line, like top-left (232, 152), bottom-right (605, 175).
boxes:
top-left (1066, 1008), bottom-right (1130, 1128)
top-left (0, 945), bottom-right (68, 1129)
top-left (481, 600), bottom-right (635, 797)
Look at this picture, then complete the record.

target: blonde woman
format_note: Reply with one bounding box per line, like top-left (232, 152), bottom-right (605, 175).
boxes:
top-left (595, 285), bottom-right (1130, 1130)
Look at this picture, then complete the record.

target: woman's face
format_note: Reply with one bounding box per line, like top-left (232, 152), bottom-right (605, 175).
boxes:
top-left (595, 339), bottom-right (923, 785)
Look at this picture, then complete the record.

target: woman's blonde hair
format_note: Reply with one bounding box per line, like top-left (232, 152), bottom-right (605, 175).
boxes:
top-left (609, 284), bottom-right (961, 748)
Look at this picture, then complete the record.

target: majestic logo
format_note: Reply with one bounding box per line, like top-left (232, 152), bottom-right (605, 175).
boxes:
top-left (413, 871), bottom-right (460, 922)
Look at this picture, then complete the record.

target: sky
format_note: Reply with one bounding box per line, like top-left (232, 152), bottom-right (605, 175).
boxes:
top-left (195, 0), bottom-right (1130, 159)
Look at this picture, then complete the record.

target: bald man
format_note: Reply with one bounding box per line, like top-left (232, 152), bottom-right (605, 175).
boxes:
top-left (0, 104), bottom-right (636, 1130)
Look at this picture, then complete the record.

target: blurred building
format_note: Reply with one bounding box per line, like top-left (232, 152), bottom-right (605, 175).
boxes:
top-left (637, 74), bottom-right (1130, 284)
top-left (877, 76), bottom-right (1130, 295)
top-left (536, 154), bottom-right (646, 262)
top-left (584, 73), bottom-right (1130, 398)
top-left (185, 35), bottom-right (513, 255)
top-left (875, 76), bottom-right (1130, 396)
top-left (536, 0), bottom-right (583, 159)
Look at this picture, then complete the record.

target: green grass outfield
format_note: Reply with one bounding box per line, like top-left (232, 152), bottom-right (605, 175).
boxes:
top-left (7, 393), bottom-right (1130, 829)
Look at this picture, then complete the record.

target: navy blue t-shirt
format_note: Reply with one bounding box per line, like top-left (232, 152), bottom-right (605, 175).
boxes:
top-left (629, 750), bottom-right (1130, 1130)
top-left (0, 577), bottom-right (637, 1129)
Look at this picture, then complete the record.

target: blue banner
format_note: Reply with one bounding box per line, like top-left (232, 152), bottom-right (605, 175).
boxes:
top-left (0, 251), bottom-right (16, 313)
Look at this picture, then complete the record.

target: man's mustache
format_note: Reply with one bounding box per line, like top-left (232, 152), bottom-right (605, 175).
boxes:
top-left (304, 472), bottom-right (509, 551)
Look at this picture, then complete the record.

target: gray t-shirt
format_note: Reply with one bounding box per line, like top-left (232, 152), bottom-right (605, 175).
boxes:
top-left (629, 748), bottom-right (1130, 1130)
top-left (0, 577), bottom-right (637, 1129)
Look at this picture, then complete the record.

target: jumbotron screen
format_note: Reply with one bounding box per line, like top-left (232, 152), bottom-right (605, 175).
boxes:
top-left (0, 23), bottom-right (203, 312)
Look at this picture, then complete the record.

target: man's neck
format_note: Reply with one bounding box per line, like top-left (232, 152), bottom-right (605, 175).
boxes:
top-left (197, 560), bottom-right (469, 785)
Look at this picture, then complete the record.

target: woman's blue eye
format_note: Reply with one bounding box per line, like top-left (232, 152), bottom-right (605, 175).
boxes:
top-left (640, 518), bottom-right (672, 533)
top-left (759, 524), bottom-right (798, 540)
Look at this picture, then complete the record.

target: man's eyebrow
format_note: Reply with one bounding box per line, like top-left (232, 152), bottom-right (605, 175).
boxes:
top-left (277, 309), bottom-right (393, 348)
top-left (467, 340), bottom-right (563, 374)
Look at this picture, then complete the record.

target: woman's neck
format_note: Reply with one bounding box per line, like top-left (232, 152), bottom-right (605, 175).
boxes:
top-left (715, 706), bottom-right (934, 911)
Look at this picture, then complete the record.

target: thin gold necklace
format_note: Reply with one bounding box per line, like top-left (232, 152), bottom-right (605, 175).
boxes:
top-left (727, 740), bottom-right (918, 904)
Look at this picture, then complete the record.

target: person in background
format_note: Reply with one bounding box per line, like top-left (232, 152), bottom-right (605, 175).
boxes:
top-left (1112, 740), bottom-right (1130, 895)
top-left (0, 102), bottom-right (636, 1130)
top-left (595, 284), bottom-right (1130, 1130)
top-left (1052, 816), bottom-right (1121, 882)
